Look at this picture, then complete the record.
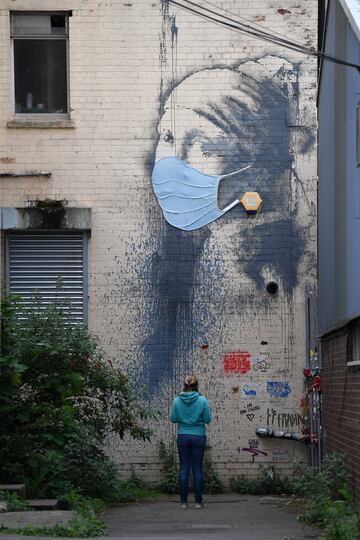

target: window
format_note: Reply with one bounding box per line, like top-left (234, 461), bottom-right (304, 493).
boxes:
top-left (348, 319), bottom-right (360, 367)
top-left (357, 102), bottom-right (360, 167)
top-left (6, 232), bottom-right (88, 324)
top-left (11, 12), bottom-right (69, 115)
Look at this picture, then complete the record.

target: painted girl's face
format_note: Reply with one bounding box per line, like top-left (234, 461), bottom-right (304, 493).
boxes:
top-left (155, 60), bottom-right (300, 215)
top-left (154, 57), bottom-right (314, 294)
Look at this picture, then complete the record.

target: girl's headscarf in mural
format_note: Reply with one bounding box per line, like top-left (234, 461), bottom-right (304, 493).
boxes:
top-left (151, 156), bottom-right (251, 231)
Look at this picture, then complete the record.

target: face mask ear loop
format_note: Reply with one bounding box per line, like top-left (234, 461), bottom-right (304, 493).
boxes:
top-left (217, 164), bottom-right (252, 180)
top-left (218, 164), bottom-right (252, 213)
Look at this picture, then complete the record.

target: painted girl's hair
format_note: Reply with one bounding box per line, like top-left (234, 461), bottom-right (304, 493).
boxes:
top-left (183, 375), bottom-right (199, 392)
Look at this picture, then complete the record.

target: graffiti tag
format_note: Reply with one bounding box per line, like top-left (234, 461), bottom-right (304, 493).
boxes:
top-left (223, 351), bottom-right (251, 374)
top-left (240, 403), bottom-right (260, 422)
top-left (242, 384), bottom-right (257, 397)
top-left (267, 381), bottom-right (291, 398)
top-left (242, 447), bottom-right (268, 463)
top-left (248, 439), bottom-right (259, 449)
top-left (266, 407), bottom-right (301, 429)
top-left (253, 359), bottom-right (270, 373)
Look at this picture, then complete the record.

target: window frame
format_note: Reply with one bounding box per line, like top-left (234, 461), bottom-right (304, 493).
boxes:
top-left (10, 11), bottom-right (70, 120)
top-left (357, 102), bottom-right (360, 168)
top-left (347, 319), bottom-right (360, 368)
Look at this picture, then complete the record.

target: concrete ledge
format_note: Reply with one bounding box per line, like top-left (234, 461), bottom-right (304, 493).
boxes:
top-left (0, 510), bottom-right (74, 528)
top-left (1, 207), bottom-right (91, 231)
top-left (7, 118), bottom-right (75, 129)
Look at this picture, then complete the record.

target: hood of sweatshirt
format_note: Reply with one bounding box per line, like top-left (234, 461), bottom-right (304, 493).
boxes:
top-left (178, 391), bottom-right (200, 404)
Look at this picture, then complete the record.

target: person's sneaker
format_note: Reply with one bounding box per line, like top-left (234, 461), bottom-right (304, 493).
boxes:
top-left (194, 503), bottom-right (203, 509)
top-left (180, 503), bottom-right (188, 509)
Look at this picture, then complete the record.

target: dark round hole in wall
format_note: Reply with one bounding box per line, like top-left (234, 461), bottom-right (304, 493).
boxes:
top-left (266, 281), bottom-right (279, 295)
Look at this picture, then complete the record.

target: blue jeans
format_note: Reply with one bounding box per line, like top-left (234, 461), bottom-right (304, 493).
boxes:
top-left (177, 434), bottom-right (206, 504)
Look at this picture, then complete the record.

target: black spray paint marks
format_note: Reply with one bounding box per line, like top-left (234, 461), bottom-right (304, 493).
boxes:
top-left (139, 227), bottom-right (211, 394)
top-left (240, 219), bottom-right (305, 296)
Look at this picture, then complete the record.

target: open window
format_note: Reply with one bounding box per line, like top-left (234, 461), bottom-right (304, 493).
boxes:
top-left (11, 12), bottom-right (69, 116)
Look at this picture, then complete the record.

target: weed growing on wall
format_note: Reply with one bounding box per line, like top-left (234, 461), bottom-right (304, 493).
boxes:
top-left (230, 466), bottom-right (296, 495)
top-left (0, 296), bottom-right (153, 502)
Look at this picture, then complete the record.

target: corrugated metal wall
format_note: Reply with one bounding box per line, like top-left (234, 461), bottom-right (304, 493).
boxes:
top-left (318, 0), bottom-right (360, 336)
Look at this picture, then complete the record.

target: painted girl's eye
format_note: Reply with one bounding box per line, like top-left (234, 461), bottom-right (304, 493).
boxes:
top-left (163, 130), bottom-right (174, 143)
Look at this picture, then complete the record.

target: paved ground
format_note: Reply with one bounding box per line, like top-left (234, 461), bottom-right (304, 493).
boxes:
top-left (102, 494), bottom-right (319, 540)
top-left (0, 494), bottom-right (320, 540)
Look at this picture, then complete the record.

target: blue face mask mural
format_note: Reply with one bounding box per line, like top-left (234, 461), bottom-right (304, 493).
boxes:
top-left (151, 156), bottom-right (251, 231)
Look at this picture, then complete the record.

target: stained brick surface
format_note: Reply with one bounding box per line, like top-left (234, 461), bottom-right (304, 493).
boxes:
top-left (0, 0), bottom-right (317, 483)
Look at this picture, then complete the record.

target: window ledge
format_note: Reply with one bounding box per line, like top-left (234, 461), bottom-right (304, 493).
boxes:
top-left (7, 117), bottom-right (75, 129)
top-left (347, 360), bottom-right (360, 368)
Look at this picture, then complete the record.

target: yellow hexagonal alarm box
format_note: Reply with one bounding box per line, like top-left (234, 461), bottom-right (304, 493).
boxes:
top-left (240, 192), bottom-right (262, 215)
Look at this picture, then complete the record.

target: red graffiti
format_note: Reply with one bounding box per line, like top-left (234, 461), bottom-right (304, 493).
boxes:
top-left (223, 351), bottom-right (251, 374)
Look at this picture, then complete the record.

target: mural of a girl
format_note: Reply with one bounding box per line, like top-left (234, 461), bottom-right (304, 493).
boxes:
top-left (143, 55), bottom-right (315, 391)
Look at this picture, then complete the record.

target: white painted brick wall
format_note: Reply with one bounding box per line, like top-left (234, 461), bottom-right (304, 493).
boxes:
top-left (0, 0), bottom-right (317, 485)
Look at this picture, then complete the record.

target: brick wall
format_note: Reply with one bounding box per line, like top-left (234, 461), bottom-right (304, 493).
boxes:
top-left (0, 0), bottom-right (318, 483)
top-left (321, 328), bottom-right (360, 502)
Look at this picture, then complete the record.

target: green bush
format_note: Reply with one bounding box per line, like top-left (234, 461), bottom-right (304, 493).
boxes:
top-left (0, 296), bottom-right (153, 502)
top-left (159, 441), bottom-right (179, 494)
top-left (294, 453), bottom-right (360, 539)
top-left (230, 466), bottom-right (296, 495)
top-left (0, 495), bottom-right (107, 537)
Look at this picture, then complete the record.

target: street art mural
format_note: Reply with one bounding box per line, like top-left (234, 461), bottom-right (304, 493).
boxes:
top-left (141, 52), bottom-right (314, 390)
top-left (133, 2), bottom-right (316, 430)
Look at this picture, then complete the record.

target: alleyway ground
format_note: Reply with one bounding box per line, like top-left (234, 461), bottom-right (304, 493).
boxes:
top-left (0, 494), bottom-right (320, 540)
top-left (102, 493), bottom-right (319, 540)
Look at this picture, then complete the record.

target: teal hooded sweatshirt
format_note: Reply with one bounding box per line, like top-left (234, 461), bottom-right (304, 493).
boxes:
top-left (170, 391), bottom-right (211, 436)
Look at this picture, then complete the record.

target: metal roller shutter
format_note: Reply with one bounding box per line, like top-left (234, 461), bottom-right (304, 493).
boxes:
top-left (6, 232), bottom-right (88, 324)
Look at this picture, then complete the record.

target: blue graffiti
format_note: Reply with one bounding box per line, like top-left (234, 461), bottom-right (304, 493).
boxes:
top-left (267, 381), bottom-right (291, 398)
top-left (242, 384), bottom-right (257, 397)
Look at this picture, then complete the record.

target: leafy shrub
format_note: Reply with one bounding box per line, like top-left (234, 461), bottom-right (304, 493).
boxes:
top-left (159, 441), bottom-right (179, 494)
top-left (119, 470), bottom-right (161, 500)
top-left (0, 495), bottom-right (106, 537)
top-left (0, 296), bottom-right (153, 501)
top-left (294, 453), bottom-right (360, 539)
top-left (203, 450), bottom-right (223, 494)
top-left (230, 466), bottom-right (296, 495)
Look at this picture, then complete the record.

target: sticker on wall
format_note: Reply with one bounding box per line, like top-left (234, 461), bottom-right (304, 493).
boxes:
top-left (241, 384), bottom-right (257, 397)
top-left (252, 359), bottom-right (270, 373)
top-left (223, 351), bottom-right (251, 374)
top-left (267, 381), bottom-right (291, 398)
top-left (151, 157), bottom-right (251, 231)
top-left (272, 449), bottom-right (289, 462)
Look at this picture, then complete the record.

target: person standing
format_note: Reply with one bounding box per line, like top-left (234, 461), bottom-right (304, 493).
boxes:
top-left (170, 375), bottom-right (212, 509)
